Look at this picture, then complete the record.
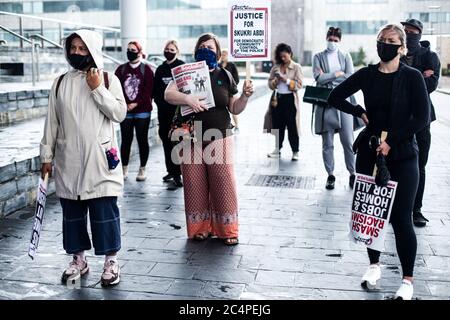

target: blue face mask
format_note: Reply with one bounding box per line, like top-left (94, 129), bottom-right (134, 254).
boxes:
top-left (195, 47), bottom-right (218, 70)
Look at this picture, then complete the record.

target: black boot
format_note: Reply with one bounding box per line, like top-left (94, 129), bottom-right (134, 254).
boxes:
top-left (162, 174), bottom-right (173, 182)
top-left (173, 175), bottom-right (183, 188)
top-left (326, 175), bottom-right (336, 190)
top-left (413, 211), bottom-right (429, 227)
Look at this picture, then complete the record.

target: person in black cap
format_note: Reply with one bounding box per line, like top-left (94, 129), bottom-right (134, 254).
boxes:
top-left (401, 18), bottom-right (441, 228)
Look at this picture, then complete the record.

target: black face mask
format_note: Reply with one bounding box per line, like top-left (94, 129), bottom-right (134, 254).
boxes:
top-left (164, 51), bottom-right (176, 61)
top-left (377, 41), bottom-right (401, 62)
top-left (127, 50), bottom-right (139, 62)
top-left (68, 54), bottom-right (92, 70)
top-left (406, 33), bottom-right (422, 55)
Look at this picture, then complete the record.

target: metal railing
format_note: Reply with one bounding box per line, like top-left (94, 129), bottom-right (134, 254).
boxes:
top-left (0, 10), bottom-right (124, 86)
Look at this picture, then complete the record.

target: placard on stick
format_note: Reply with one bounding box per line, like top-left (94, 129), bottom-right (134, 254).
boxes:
top-left (228, 0), bottom-right (271, 80)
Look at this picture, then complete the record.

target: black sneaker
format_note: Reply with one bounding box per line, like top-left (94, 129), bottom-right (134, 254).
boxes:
top-left (349, 174), bottom-right (356, 189)
top-left (163, 174), bottom-right (174, 182)
top-left (413, 211), bottom-right (429, 227)
top-left (326, 175), bottom-right (336, 190)
top-left (173, 175), bottom-right (183, 188)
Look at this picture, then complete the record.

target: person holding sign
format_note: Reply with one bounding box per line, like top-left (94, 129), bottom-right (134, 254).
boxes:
top-left (165, 33), bottom-right (254, 246)
top-left (40, 30), bottom-right (127, 287)
top-left (313, 27), bottom-right (360, 190)
top-left (328, 24), bottom-right (430, 300)
top-left (267, 43), bottom-right (303, 161)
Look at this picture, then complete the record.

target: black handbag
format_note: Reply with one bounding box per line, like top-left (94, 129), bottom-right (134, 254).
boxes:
top-left (303, 86), bottom-right (333, 107)
top-left (168, 106), bottom-right (196, 146)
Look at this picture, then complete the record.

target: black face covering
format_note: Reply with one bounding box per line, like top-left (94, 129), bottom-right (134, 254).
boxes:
top-left (127, 50), bottom-right (139, 62)
top-left (68, 54), bottom-right (92, 70)
top-left (377, 41), bottom-right (402, 62)
top-left (164, 51), bottom-right (176, 61)
top-left (406, 33), bottom-right (422, 55)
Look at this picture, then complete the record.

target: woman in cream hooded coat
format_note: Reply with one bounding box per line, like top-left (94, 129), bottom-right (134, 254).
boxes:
top-left (40, 29), bottom-right (127, 287)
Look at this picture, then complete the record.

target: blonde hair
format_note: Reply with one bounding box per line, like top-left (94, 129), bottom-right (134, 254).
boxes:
top-left (377, 24), bottom-right (407, 48)
top-left (164, 39), bottom-right (180, 53)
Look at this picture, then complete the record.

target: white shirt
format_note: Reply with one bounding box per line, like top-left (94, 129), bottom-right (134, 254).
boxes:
top-left (327, 49), bottom-right (341, 73)
top-left (277, 72), bottom-right (291, 94)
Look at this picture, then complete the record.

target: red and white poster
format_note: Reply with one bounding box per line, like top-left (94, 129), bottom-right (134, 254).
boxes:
top-left (349, 174), bottom-right (398, 252)
top-left (228, 0), bottom-right (271, 62)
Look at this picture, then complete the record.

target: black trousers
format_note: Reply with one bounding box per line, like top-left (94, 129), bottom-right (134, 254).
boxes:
top-left (413, 125), bottom-right (431, 213)
top-left (120, 117), bottom-right (150, 167)
top-left (356, 144), bottom-right (419, 277)
top-left (271, 93), bottom-right (299, 152)
top-left (158, 109), bottom-right (181, 176)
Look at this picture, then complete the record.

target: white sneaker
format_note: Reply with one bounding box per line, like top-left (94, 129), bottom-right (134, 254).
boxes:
top-left (361, 264), bottom-right (381, 290)
top-left (122, 166), bottom-right (128, 181)
top-left (136, 166), bottom-right (146, 181)
top-left (61, 255), bottom-right (89, 284)
top-left (101, 259), bottom-right (121, 287)
top-left (292, 152), bottom-right (299, 161)
top-left (267, 150), bottom-right (281, 158)
top-left (394, 279), bottom-right (414, 300)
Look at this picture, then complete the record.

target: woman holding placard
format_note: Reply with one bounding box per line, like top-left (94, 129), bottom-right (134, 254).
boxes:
top-left (165, 33), bottom-right (254, 246)
top-left (328, 24), bottom-right (430, 299)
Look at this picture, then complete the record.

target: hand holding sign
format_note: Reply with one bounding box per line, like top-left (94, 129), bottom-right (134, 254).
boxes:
top-left (242, 80), bottom-right (254, 98)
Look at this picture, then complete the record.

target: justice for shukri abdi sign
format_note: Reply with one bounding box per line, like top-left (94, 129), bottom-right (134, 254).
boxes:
top-left (349, 174), bottom-right (398, 252)
top-left (228, 0), bottom-right (271, 61)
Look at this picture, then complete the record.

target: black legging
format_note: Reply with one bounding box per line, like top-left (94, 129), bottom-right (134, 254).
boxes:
top-left (413, 125), bottom-right (431, 212)
top-left (271, 93), bottom-right (299, 152)
top-left (356, 143), bottom-right (419, 277)
top-left (120, 117), bottom-right (150, 167)
top-left (158, 109), bottom-right (181, 176)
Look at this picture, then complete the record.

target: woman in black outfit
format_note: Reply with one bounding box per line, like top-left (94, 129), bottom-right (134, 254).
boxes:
top-left (153, 40), bottom-right (185, 187)
top-left (328, 24), bottom-right (430, 300)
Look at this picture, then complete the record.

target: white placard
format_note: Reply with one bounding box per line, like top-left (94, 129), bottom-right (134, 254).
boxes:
top-left (228, 0), bottom-right (271, 62)
top-left (349, 174), bottom-right (398, 252)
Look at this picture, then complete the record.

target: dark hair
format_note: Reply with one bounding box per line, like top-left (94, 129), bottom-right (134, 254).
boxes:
top-left (194, 33), bottom-right (221, 60)
top-left (327, 26), bottom-right (342, 40)
top-left (274, 43), bottom-right (293, 65)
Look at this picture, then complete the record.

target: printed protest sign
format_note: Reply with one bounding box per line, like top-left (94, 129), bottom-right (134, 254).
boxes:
top-left (349, 174), bottom-right (398, 252)
top-left (171, 61), bottom-right (216, 117)
top-left (228, 0), bottom-right (271, 62)
top-left (28, 174), bottom-right (48, 260)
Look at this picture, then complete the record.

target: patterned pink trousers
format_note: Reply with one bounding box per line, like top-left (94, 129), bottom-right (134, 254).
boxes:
top-left (180, 137), bottom-right (238, 239)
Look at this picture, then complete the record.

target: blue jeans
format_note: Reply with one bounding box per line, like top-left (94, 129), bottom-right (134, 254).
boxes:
top-left (60, 197), bottom-right (121, 255)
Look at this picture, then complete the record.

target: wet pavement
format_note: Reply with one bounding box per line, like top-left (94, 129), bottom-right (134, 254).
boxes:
top-left (0, 87), bottom-right (449, 300)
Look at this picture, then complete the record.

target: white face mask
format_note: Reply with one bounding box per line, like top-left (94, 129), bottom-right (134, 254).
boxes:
top-left (327, 41), bottom-right (339, 52)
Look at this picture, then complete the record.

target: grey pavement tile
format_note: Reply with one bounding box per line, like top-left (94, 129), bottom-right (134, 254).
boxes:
top-left (230, 244), bottom-right (280, 257)
top-left (107, 274), bottom-right (173, 294)
top-left (121, 248), bottom-right (192, 264)
top-left (193, 267), bottom-right (257, 285)
top-left (139, 237), bottom-right (172, 250)
top-left (426, 281), bottom-right (450, 298)
top-left (149, 262), bottom-right (198, 279)
top-left (166, 279), bottom-right (206, 297)
top-left (187, 252), bottom-right (242, 269)
top-left (255, 270), bottom-right (296, 287)
top-left (120, 260), bottom-right (156, 275)
top-left (201, 281), bottom-right (246, 299)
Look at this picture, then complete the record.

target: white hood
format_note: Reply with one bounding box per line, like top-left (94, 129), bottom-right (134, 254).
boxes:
top-left (65, 29), bottom-right (104, 69)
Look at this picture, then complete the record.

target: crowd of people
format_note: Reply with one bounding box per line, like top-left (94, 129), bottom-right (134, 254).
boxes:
top-left (39, 17), bottom-right (440, 300)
